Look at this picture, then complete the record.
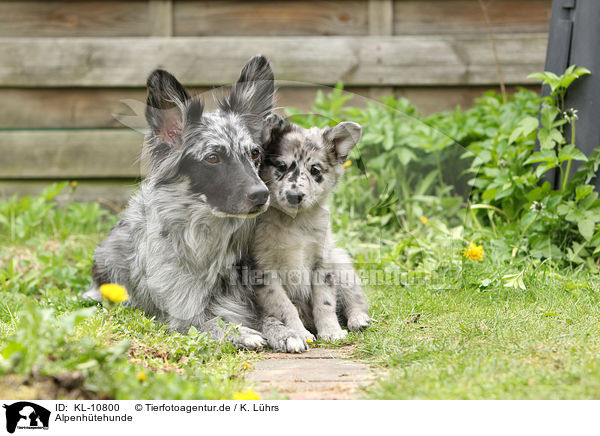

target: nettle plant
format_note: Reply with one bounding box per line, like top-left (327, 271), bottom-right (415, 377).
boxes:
top-left (470, 65), bottom-right (600, 267)
top-left (525, 65), bottom-right (591, 190)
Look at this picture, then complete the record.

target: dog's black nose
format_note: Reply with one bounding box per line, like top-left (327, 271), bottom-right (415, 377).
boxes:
top-left (247, 186), bottom-right (269, 207)
top-left (286, 192), bottom-right (304, 205)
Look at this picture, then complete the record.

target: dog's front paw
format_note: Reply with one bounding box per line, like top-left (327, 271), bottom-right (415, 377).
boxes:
top-left (232, 326), bottom-right (267, 351)
top-left (347, 312), bottom-right (371, 331)
top-left (235, 334), bottom-right (267, 351)
top-left (81, 285), bottom-right (102, 302)
top-left (236, 333), bottom-right (267, 351)
top-left (268, 329), bottom-right (309, 353)
top-left (318, 328), bottom-right (348, 342)
top-left (284, 335), bottom-right (308, 353)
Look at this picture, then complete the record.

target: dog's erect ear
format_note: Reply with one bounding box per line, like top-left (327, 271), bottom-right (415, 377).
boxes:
top-left (262, 113), bottom-right (291, 150)
top-left (323, 122), bottom-right (362, 163)
top-left (221, 55), bottom-right (275, 117)
top-left (145, 69), bottom-right (191, 147)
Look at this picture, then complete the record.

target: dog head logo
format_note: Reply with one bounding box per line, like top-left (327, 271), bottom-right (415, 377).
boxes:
top-left (2, 402), bottom-right (50, 433)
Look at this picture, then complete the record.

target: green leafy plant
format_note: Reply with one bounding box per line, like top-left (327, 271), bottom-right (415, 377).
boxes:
top-left (525, 65), bottom-right (591, 189)
top-left (288, 67), bottom-right (597, 269)
top-left (467, 65), bottom-right (599, 266)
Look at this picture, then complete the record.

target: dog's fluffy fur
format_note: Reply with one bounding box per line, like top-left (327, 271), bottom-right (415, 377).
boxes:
top-left (84, 56), bottom-right (276, 350)
top-left (253, 114), bottom-right (370, 353)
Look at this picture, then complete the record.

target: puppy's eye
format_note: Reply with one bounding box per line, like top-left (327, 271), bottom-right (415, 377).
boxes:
top-left (275, 161), bottom-right (287, 172)
top-left (310, 165), bottom-right (322, 176)
top-left (205, 153), bottom-right (220, 164)
top-left (251, 148), bottom-right (261, 160)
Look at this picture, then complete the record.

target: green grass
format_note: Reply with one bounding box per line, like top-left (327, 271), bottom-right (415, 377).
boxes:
top-left (356, 262), bottom-right (600, 399)
top-left (0, 184), bottom-right (261, 400)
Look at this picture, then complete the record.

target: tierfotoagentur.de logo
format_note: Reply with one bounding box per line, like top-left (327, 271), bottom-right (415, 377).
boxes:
top-left (2, 402), bottom-right (50, 434)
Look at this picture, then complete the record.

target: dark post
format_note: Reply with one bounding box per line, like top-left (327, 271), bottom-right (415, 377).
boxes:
top-left (542, 0), bottom-right (600, 189)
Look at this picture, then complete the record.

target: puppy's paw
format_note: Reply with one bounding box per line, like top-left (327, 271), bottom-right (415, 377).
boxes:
top-left (268, 329), bottom-right (309, 353)
top-left (347, 312), bottom-right (371, 331)
top-left (318, 328), bottom-right (348, 342)
top-left (284, 335), bottom-right (308, 353)
top-left (299, 329), bottom-right (316, 344)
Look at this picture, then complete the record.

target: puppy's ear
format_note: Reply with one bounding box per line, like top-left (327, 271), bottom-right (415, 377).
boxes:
top-left (323, 122), bottom-right (362, 163)
top-left (145, 69), bottom-right (191, 148)
top-left (262, 113), bottom-right (291, 149)
top-left (222, 55), bottom-right (275, 117)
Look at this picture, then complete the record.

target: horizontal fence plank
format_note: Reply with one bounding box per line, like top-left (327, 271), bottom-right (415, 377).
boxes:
top-left (174, 0), bottom-right (368, 36)
top-left (0, 0), bottom-right (551, 38)
top-left (0, 1), bottom-right (150, 37)
top-left (0, 179), bottom-right (137, 205)
top-left (0, 88), bottom-right (147, 129)
top-left (394, 0), bottom-right (551, 35)
top-left (0, 86), bottom-right (374, 128)
top-left (0, 129), bottom-right (143, 178)
top-left (0, 35), bottom-right (548, 87)
top-left (395, 84), bottom-right (539, 115)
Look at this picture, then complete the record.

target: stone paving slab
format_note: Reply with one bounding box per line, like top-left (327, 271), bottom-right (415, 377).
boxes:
top-left (247, 346), bottom-right (375, 400)
top-left (257, 347), bottom-right (354, 360)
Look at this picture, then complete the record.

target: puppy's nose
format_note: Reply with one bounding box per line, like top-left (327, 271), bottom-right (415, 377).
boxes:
top-left (286, 191), bottom-right (304, 205)
top-left (247, 185), bottom-right (269, 207)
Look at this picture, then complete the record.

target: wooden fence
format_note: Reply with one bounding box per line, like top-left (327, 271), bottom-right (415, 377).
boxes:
top-left (0, 0), bottom-right (552, 203)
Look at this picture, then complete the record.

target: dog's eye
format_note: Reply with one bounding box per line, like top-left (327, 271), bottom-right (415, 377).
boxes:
top-left (275, 161), bottom-right (287, 172)
top-left (310, 165), bottom-right (322, 176)
top-left (251, 148), bottom-right (261, 160)
top-left (205, 153), bottom-right (220, 164)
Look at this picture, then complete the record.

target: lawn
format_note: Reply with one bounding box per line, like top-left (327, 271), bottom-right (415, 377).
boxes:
top-left (0, 187), bottom-right (262, 399)
top-left (358, 265), bottom-right (600, 399)
top-left (1, 66), bottom-right (599, 400)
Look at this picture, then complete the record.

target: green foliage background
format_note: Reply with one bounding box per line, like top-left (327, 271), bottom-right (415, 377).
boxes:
top-left (288, 66), bottom-right (599, 271)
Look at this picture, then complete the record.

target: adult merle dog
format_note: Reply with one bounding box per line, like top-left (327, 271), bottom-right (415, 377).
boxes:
top-left (84, 56), bottom-right (274, 350)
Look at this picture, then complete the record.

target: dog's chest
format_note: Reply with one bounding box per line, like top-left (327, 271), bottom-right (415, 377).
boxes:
top-left (261, 214), bottom-right (324, 267)
top-left (278, 234), bottom-right (319, 271)
top-left (271, 233), bottom-right (320, 301)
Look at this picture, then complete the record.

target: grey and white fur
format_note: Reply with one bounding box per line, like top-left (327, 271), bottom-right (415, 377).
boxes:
top-left (83, 56), bottom-right (276, 350)
top-left (253, 114), bottom-right (370, 353)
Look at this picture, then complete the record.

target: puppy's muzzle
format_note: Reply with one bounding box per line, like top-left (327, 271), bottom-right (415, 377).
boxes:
top-left (285, 191), bottom-right (304, 205)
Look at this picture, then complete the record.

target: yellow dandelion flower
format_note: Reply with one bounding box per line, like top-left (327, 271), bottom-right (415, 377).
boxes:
top-left (462, 243), bottom-right (484, 262)
top-left (136, 371), bottom-right (146, 382)
top-left (306, 338), bottom-right (313, 344)
top-left (70, 181), bottom-right (78, 188)
top-left (343, 160), bottom-right (352, 168)
top-left (233, 389), bottom-right (261, 400)
top-left (99, 283), bottom-right (129, 303)
top-left (241, 362), bottom-right (251, 371)
top-left (419, 215), bottom-right (429, 226)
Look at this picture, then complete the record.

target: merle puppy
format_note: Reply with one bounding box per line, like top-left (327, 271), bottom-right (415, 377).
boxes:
top-left (253, 114), bottom-right (370, 353)
top-left (84, 56), bottom-right (275, 350)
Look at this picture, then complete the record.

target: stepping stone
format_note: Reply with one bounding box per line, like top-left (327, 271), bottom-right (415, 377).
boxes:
top-left (247, 346), bottom-right (375, 400)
